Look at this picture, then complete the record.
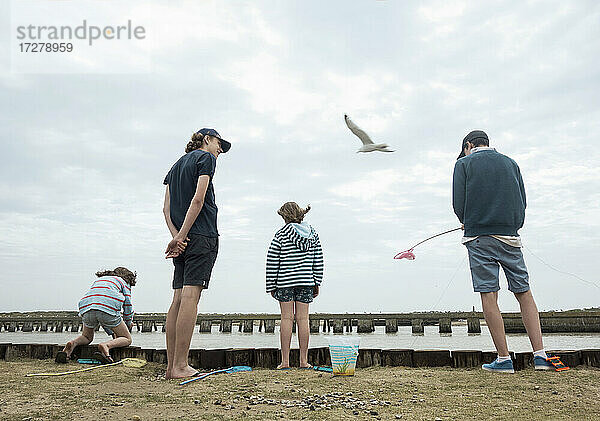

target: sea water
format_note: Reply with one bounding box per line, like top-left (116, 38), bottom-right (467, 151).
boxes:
top-left (3, 325), bottom-right (600, 352)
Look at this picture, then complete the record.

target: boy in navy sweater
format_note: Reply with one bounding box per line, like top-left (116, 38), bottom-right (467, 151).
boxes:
top-left (163, 128), bottom-right (231, 379)
top-left (453, 130), bottom-right (553, 373)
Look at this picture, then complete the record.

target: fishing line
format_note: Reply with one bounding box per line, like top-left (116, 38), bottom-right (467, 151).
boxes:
top-left (409, 253), bottom-right (468, 349)
top-left (523, 245), bottom-right (599, 290)
top-left (394, 227), bottom-right (462, 260)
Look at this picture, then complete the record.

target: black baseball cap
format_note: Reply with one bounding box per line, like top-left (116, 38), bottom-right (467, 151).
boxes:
top-left (458, 130), bottom-right (488, 159)
top-left (196, 128), bottom-right (231, 153)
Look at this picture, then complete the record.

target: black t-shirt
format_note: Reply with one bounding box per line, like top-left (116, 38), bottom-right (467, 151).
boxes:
top-left (163, 150), bottom-right (218, 237)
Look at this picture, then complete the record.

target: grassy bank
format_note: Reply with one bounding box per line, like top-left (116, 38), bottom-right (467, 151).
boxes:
top-left (0, 359), bottom-right (598, 420)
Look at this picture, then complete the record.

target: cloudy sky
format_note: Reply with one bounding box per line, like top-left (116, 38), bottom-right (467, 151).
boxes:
top-left (1, 1), bottom-right (599, 314)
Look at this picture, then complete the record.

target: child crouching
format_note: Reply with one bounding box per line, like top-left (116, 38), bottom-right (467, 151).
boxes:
top-left (56, 267), bottom-right (136, 364)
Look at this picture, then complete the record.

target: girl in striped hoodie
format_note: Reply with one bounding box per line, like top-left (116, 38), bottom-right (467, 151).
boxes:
top-left (55, 267), bottom-right (136, 364)
top-left (266, 202), bottom-right (324, 369)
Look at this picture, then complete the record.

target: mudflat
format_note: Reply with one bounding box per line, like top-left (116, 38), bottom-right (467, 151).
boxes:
top-left (1, 359), bottom-right (598, 420)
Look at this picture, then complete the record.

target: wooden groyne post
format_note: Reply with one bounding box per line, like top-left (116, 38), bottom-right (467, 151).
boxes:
top-left (357, 319), bottom-right (374, 333)
top-left (385, 318), bottom-right (398, 333)
top-left (438, 318), bottom-right (452, 334)
top-left (411, 319), bottom-right (424, 334)
top-left (242, 319), bottom-right (254, 333)
top-left (467, 316), bottom-right (481, 333)
top-left (309, 318), bottom-right (320, 333)
top-left (198, 320), bottom-right (212, 333)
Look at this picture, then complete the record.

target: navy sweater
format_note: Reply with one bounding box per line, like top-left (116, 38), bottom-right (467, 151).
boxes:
top-left (452, 149), bottom-right (526, 237)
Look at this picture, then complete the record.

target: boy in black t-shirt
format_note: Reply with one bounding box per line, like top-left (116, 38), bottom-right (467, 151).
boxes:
top-left (162, 128), bottom-right (231, 379)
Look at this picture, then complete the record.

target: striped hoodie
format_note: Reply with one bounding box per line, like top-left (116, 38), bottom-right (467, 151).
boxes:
top-left (266, 222), bottom-right (324, 292)
top-left (78, 276), bottom-right (134, 326)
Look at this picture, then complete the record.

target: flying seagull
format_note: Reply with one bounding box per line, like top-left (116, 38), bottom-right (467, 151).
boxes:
top-left (344, 114), bottom-right (394, 153)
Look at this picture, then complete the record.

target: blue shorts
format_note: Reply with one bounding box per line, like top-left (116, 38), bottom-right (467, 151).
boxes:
top-left (465, 236), bottom-right (530, 293)
top-left (272, 286), bottom-right (315, 304)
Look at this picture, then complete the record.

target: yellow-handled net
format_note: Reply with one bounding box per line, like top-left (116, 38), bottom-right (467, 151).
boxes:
top-left (26, 358), bottom-right (147, 377)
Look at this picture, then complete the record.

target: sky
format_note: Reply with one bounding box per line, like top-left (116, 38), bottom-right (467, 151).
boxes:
top-left (1, 1), bottom-right (599, 314)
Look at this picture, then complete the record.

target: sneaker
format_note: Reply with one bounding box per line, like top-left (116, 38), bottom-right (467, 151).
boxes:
top-left (482, 358), bottom-right (514, 373)
top-left (534, 356), bottom-right (556, 371)
top-left (54, 351), bottom-right (68, 364)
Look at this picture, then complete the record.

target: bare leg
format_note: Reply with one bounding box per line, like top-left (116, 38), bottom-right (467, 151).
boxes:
top-left (97, 322), bottom-right (132, 357)
top-left (295, 302), bottom-right (311, 367)
top-left (170, 285), bottom-right (203, 378)
top-left (64, 326), bottom-right (94, 358)
top-left (514, 290), bottom-right (544, 351)
top-left (481, 292), bottom-right (509, 356)
top-left (165, 289), bottom-right (182, 379)
top-left (278, 301), bottom-right (294, 369)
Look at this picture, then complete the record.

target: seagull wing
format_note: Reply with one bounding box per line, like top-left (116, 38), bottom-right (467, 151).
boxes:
top-left (344, 114), bottom-right (374, 145)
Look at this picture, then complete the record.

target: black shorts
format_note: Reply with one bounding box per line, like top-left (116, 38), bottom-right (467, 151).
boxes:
top-left (172, 234), bottom-right (219, 289)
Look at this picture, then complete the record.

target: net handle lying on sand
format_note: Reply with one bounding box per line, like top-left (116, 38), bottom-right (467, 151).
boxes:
top-left (26, 358), bottom-right (147, 377)
top-left (179, 366), bottom-right (252, 385)
top-left (312, 366), bottom-right (333, 372)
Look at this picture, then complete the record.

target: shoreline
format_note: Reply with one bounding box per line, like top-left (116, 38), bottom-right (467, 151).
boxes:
top-left (2, 343), bottom-right (599, 370)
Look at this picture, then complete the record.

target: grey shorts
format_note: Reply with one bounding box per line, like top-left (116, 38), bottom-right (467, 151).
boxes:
top-left (465, 236), bottom-right (530, 293)
top-left (81, 309), bottom-right (122, 331)
top-left (273, 286), bottom-right (315, 304)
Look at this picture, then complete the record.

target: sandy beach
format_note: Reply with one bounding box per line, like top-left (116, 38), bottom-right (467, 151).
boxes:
top-left (1, 358), bottom-right (598, 420)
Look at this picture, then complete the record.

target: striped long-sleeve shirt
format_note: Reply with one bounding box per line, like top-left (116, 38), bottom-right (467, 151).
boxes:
top-left (266, 222), bottom-right (324, 292)
top-left (78, 276), bottom-right (134, 326)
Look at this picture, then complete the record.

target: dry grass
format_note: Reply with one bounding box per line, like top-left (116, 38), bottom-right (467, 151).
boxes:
top-left (0, 359), bottom-right (598, 420)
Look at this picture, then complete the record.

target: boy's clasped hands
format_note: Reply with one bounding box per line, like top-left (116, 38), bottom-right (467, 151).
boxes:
top-left (165, 235), bottom-right (190, 259)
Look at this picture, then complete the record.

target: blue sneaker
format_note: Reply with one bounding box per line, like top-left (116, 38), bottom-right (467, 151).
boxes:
top-left (534, 356), bottom-right (555, 371)
top-left (482, 358), bottom-right (514, 373)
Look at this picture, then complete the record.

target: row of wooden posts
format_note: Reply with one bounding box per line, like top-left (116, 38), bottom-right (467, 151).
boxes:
top-left (215, 317), bottom-right (481, 335)
top-left (1, 317), bottom-right (482, 334)
top-left (139, 317), bottom-right (479, 334)
top-left (2, 343), bottom-right (599, 371)
top-left (1, 321), bottom-right (80, 333)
